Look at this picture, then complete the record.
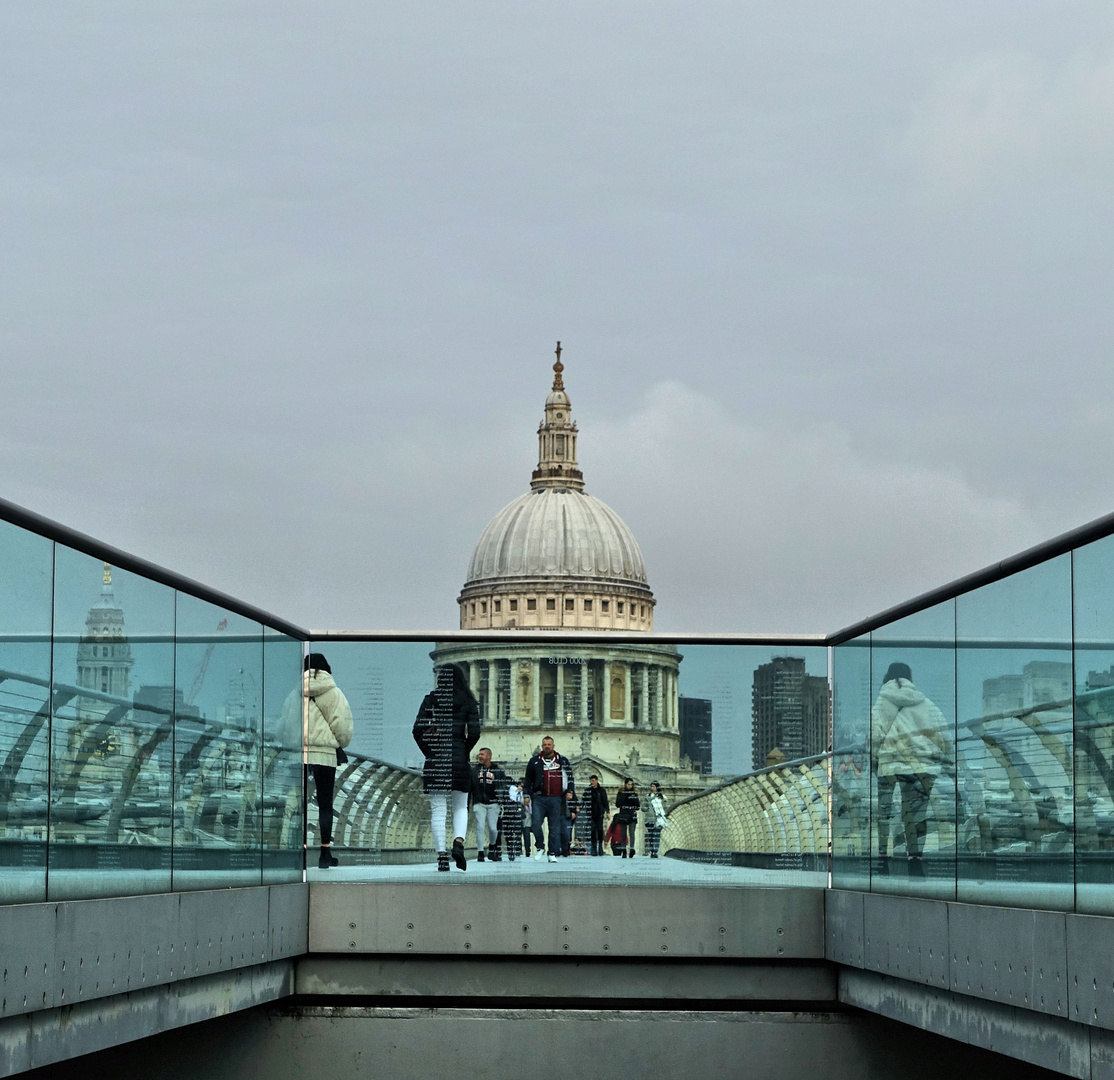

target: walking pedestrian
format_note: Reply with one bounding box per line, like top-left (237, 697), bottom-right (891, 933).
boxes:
top-left (413, 664), bottom-right (481, 871)
top-left (524, 736), bottom-right (575, 863)
top-left (471, 747), bottom-right (508, 863)
top-left (291, 653), bottom-right (353, 870)
top-left (645, 781), bottom-right (667, 858)
top-left (584, 774), bottom-right (611, 856)
top-left (615, 777), bottom-right (640, 859)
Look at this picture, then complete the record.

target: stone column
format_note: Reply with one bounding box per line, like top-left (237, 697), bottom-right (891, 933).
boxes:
top-left (508, 658), bottom-right (518, 722)
top-left (671, 671), bottom-right (679, 730)
top-left (579, 663), bottom-right (590, 726)
top-left (532, 658), bottom-right (541, 723)
top-left (622, 664), bottom-right (631, 725)
top-left (555, 661), bottom-right (564, 726)
top-left (640, 665), bottom-right (650, 729)
top-left (602, 661), bottom-right (612, 726)
top-left (468, 662), bottom-right (480, 714)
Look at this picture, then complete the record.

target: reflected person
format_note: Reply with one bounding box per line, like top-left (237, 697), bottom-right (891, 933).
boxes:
top-left (413, 665), bottom-right (481, 872)
top-left (293, 653), bottom-right (354, 870)
top-left (871, 662), bottom-right (953, 875)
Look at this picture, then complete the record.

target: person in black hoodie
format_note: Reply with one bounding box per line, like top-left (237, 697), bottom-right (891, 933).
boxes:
top-left (615, 777), bottom-right (640, 859)
top-left (470, 747), bottom-right (508, 863)
top-left (584, 774), bottom-right (611, 856)
top-left (413, 664), bottom-right (481, 871)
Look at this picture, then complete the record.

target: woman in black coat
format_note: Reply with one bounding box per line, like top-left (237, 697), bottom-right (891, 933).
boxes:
top-left (615, 777), bottom-right (640, 859)
top-left (413, 664), bottom-right (481, 871)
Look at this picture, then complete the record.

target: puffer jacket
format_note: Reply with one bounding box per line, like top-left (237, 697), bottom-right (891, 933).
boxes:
top-left (412, 687), bottom-right (481, 793)
top-left (871, 678), bottom-right (952, 777)
top-left (304, 669), bottom-right (354, 767)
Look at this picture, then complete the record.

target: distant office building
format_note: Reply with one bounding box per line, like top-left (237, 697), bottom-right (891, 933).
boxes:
top-left (752, 657), bottom-right (829, 771)
top-left (679, 695), bottom-right (713, 776)
top-left (982, 662), bottom-right (1071, 719)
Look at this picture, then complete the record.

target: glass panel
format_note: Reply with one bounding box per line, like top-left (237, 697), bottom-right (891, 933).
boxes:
top-left (831, 634), bottom-right (871, 891)
top-left (173, 594), bottom-right (262, 890)
top-left (870, 601), bottom-right (956, 899)
top-left (1072, 535), bottom-right (1114, 913)
top-left (263, 631), bottom-right (304, 883)
top-left (0, 521), bottom-right (53, 903)
top-left (956, 555), bottom-right (1073, 908)
top-left (48, 548), bottom-right (175, 899)
top-left (304, 639), bottom-right (828, 885)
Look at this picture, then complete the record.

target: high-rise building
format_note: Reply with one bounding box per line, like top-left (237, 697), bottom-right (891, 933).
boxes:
top-left (752, 657), bottom-right (829, 770)
top-left (678, 695), bottom-right (713, 775)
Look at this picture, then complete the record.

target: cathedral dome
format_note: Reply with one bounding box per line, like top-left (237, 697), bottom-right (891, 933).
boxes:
top-left (466, 487), bottom-right (647, 588)
top-left (457, 345), bottom-right (656, 630)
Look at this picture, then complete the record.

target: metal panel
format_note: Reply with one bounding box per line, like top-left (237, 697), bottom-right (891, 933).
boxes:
top-left (862, 893), bottom-right (949, 989)
top-left (0, 903), bottom-right (55, 1019)
top-left (308, 884), bottom-right (826, 959)
top-left (178, 886), bottom-right (271, 976)
top-left (949, 903), bottom-right (1066, 1016)
top-left (825, 889), bottom-right (864, 968)
top-left (1066, 912), bottom-right (1114, 1031)
top-left (295, 956), bottom-right (838, 1002)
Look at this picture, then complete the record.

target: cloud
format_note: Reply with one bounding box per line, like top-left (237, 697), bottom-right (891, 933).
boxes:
top-left (902, 46), bottom-right (1114, 198)
top-left (586, 382), bottom-right (1039, 633)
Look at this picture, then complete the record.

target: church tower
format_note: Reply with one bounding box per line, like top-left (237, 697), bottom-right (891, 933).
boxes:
top-left (530, 343), bottom-right (583, 491)
top-left (76, 563), bottom-right (135, 707)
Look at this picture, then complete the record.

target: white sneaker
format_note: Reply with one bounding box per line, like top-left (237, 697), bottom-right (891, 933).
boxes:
top-left (547, 854), bottom-right (558, 863)
top-left (532, 849), bottom-right (545, 861)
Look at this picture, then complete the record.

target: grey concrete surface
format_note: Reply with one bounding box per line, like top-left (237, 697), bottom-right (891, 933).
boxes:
top-left (310, 881), bottom-right (825, 958)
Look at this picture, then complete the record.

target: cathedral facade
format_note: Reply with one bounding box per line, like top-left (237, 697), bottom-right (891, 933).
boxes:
top-left (431, 348), bottom-right (707, 800)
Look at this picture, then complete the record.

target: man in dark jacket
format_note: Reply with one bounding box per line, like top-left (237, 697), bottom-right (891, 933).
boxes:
top-left (524, 736), bottom-right (575, 863)
top-left (584, 774), bottom-right (611, 856)
top-left (471, 747), bottom-right (508, 862)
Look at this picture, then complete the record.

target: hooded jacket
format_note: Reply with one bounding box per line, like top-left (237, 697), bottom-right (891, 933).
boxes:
top-left (871, 677), bottom-right (952, 778)
top-left (303, 669), bottom-right (354, 767)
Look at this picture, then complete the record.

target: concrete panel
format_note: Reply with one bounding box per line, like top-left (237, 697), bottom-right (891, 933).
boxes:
top-left (0, 903), bottom-right (57, 1019)
top-left (862, 893), bottom-right (949, 989)
top-left (840, 967), bottom-right (1089, 1079)
top-left (0, 960), bottom-right (295, 1078)
top-left (949, 903), bottom-right (1066, 1016)
top-left (309, 883), bottom-right (825, 959)
top-left (52, 891), bottom-right (180, 1005)
top-left (825, 889), bottom-right (864, 967)
top-left (1066, 912), bottom-right (1114, 1031)
top-left (0, 884), bottom-right (308, 1022)
top-left (1090, 1024), bottom-right (1114, 1080)
top-left (268, 884), bottom-right (309, 960)
top-left (295, 956), bottom-right (838, 1003)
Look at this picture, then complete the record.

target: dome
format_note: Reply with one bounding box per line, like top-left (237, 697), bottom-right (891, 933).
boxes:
top-left (466, 488), bottom-right (648, 587)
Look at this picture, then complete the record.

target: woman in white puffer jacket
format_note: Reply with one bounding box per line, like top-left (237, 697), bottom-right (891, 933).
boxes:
top-left (300, 653), bottom-right (353, 869)
top-left (871, 662), bottom-right (952, 872)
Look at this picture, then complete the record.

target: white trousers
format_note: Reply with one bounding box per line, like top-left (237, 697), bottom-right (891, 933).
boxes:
top-left (429, 790), bottom-right (469, 852)
top-left (473, 803), bottom-right (501, 848)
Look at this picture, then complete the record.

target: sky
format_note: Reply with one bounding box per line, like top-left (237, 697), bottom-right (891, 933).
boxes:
top-left (4, 3), bottom-right (1114, 636)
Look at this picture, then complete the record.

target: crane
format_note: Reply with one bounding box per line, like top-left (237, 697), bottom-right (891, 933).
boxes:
top-left (185, 617), bottom-right (228, 706)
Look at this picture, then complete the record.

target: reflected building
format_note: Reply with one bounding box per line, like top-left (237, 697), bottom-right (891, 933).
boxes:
top-left (679, 696), bottom-right (713, 776)
top-left (982, 662), bottom-right (1072, 718)
top-left (751, 657), bottom-right (829, 770)
top-left (432, 348), bottom-right (707, 800)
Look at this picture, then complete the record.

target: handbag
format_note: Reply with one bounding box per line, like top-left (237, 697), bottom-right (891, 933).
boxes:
top-left (336, 747), bottom-right (348, 765)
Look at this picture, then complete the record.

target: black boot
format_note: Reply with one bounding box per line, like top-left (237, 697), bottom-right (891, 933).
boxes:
top-left (452, 837), bottom-right (467, 871)
top-left (489, 844), bottom-right (500, 863)
top-left (477, 849), bottom-right (485, 863)
top-left (437, 852), bottom-right (449, 872)
top-left (318, 846), bottom-right (338, 869)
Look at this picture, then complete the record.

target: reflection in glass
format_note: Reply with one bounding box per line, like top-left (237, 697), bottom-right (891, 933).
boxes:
top-left (304, 640), bottom-right (829, 882)
top-left (956, 555), bottom-right (1073, 909)
top-left (870, 602), bottom-right (956, 899)
top-left (1072, 536), bottom-right (1114, 913)
top-left (831, 635), bottom-right (870, 891)
top-left (49, 549), bottom-right (175, 898)
top-left (173, 595), bottom-right (263, 889)
top-left (263, 632), bottom-right (304, 882)
top-left (0, 521), bottom-right (53, 903)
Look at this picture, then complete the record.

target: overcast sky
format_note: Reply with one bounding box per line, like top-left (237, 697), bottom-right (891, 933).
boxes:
top-left (3, 3), bottom-right (1114, 635)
